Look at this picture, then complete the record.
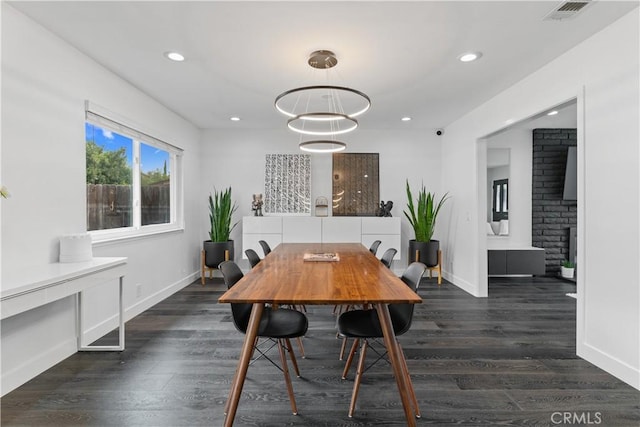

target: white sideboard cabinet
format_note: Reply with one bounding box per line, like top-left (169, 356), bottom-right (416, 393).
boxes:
top-left (362, 217), bottom-right (401, 260)
top-left (242, 216), bottom-right (283, 257)
top-left (322, 217), bottom-right (362, 243)
top-left (242, 216), bottom-right (401, 260)
top-left (282, 217), bottom-right (322, 243)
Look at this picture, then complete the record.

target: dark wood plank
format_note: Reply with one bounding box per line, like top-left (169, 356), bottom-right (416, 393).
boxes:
top-left (2, 276), bottom-right (639, 426)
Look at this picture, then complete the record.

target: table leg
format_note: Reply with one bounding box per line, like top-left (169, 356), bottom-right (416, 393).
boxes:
top-left (118, 275), bottom-right (125, 350)
top-left (77, 275), bottom-right (126, 352)
top-left (375, 303), bottom-right (416, 427)
top-left (224, 303), bottom-right (265, 427)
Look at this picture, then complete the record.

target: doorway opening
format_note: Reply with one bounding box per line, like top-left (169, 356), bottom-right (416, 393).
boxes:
top-left (478, 98), bottom-right (579, 296)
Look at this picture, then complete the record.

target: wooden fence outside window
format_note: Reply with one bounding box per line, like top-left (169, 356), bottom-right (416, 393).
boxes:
top-left (87, 183), bottom-right (170, 231)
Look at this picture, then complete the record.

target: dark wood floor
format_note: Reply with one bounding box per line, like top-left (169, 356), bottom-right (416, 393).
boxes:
top-left (2, 276), bottom-right (639, 426)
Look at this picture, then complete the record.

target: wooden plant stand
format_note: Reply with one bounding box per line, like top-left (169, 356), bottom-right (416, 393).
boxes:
top-left (414, 249), bottom-right (442, 285)
top-left (201, 249), bottom-right (229, 285)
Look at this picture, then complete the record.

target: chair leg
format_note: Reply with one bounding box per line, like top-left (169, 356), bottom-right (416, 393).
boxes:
top-left (285, 339), bottom-right (301, 378)
top-left (296, 337), bottom-right (306, 359)
top-left (398, 342), bottom-right (421, 418)
top-left (277, 339), bottom-right (298, 415)
top-left (342, 338), bottom-right (359, 379)
top-left (339, 337), bottom-right (348, 360)
top-left (348, 340), bottom-right (367, 417)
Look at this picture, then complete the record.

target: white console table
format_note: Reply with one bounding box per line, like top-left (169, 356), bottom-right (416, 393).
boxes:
top-left (1, 257), bottom-right (127, 351)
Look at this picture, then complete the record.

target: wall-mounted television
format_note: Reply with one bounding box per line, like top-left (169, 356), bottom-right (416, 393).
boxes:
top-left (563, 146), bottom-right (577, 201)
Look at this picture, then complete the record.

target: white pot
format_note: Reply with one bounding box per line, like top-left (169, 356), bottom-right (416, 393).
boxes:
top-left (561, 266), bottom-right (575, 279)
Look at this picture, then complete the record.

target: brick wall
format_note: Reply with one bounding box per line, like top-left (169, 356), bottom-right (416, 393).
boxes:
top-left (532, 129), bottom-right (577, 275)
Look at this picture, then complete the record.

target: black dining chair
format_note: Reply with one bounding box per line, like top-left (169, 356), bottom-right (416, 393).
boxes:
top-left (245, 248), bottom-right (261, 268)
top-left (368, 240), bottom-right (382, 256)
top-left (380, 248), bottom-right (397, 269)
top-left (244, 247), bottom-right (306, 332)
top-left (337, 261), bottom-right (427, 418)
top-left (258, 240), bottom-right (272, 257)
top-left (219, 261), bottom-right (308, 415)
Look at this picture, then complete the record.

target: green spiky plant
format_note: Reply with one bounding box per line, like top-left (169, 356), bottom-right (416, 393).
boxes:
top-left (208, 187), bottom-right (238, 242)
top-left (404, 180), bottom-right (450, 242)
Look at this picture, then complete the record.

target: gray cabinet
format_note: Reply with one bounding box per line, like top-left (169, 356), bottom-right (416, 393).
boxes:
top-left (488, 248), bottom-right (545, 276)
top-left (488, 250), bottom-right (507, 275)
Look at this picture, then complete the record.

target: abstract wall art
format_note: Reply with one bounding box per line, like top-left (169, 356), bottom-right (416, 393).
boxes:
top-left (264, 154), bottom-right (311, 214)
top-left (332, 153), bottom-right (379, 216)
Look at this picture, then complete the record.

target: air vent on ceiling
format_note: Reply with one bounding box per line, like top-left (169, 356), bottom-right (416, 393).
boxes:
top-left (543, 0), bottom-right (591, 21)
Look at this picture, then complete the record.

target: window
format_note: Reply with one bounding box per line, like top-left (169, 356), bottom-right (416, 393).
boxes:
top-left (86, 122), bottom-right (134, 230)
top-left (85, 105), bottom-right (183, 241)
top-left (492, 179), bottom-right (508, 221)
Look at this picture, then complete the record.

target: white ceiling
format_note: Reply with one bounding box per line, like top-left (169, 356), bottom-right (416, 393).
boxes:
top-left (8, 1), bottom-right (637, 131)
top-left (488, 98), bottom-right (578, 138)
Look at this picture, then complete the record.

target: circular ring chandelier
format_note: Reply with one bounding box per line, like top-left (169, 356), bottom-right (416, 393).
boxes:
top-left (275, 85), bottom-right (371, 121)
top-left (275, 50), bottom-right (370, 138)
top-left (287, 113), bottom-right (358, 136)
top-left (299, 140), bottom-right (347, 153)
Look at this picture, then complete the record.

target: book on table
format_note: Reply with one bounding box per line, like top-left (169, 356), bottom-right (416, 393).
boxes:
top-left (303, 253), bottom-right (340, 262)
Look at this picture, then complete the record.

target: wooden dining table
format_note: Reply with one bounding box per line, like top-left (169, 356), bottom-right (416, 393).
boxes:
top-left (218, 242), bottom-right (423, 426)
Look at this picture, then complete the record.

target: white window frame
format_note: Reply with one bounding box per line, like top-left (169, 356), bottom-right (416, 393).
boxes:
top-left (85, 102), bottom-right (184, 244)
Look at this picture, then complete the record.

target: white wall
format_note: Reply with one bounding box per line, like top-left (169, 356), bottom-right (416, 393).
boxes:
top-left (1, 4), bottom-right (202, 394)
top-left (199, 128), bottom-right (442, 269)
top-left (441, 10), bottom-right (639, 388)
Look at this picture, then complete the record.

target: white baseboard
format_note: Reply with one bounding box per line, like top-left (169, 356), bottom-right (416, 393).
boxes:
top-left (1, 337), bottom-right (77, 396)
top-left (578, 341), bottom-right (640, 390)
top-left (442, 270), bottom-right (485, 297)
top-left (126, 271), bottom-right (199, 322)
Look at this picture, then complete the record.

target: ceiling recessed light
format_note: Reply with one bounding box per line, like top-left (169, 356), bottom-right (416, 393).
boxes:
top-left (164, 51), bottom-right (185, 62)
top-left (230, 117), bottom-right (241, 121)
top-left (547, 110), bottom-right (559, 116)
top-left (458, 52), bottom-right (482, 63)
top-left (401, 117), bottom-right (412, 121)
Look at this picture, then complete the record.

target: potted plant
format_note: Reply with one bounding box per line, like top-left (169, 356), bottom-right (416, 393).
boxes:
top-left (203, 187), bottom-right (238, 271)
top-left (561, 260), bottom-right (575, 279)
top-left (404, 180), bottom-right (449, 267)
